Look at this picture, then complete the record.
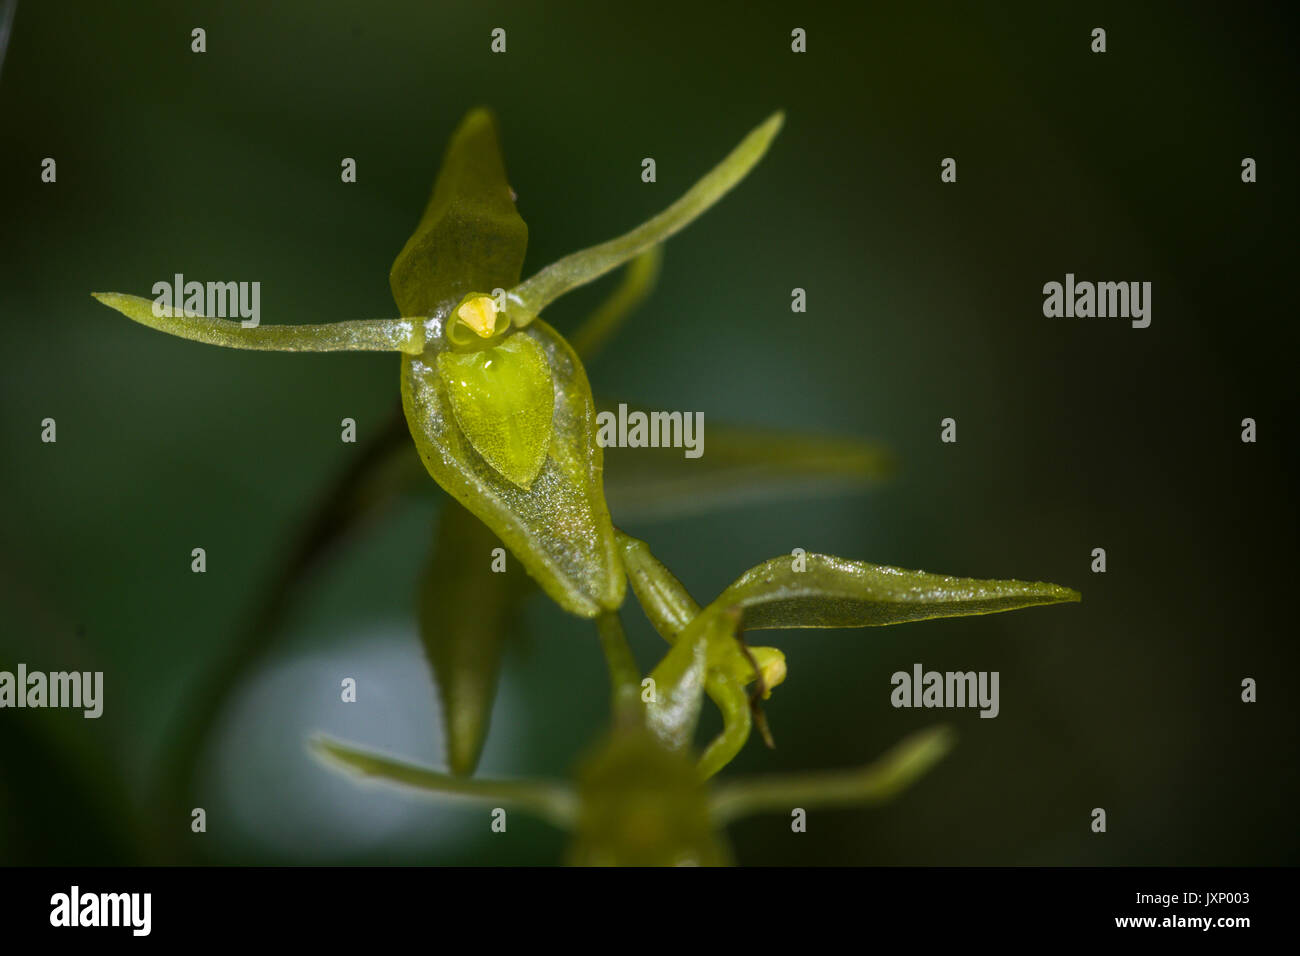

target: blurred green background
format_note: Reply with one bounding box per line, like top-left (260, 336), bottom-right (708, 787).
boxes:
top-left (1, 0), bottom-right (1296, 865)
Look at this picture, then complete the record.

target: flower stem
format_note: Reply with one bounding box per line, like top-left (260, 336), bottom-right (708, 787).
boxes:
top-left (709, 726), bottom-right (955, 824)
top-left (312, 736), bottom-right (577, 829)
top-left (596, 611), bottom-right (643, 727)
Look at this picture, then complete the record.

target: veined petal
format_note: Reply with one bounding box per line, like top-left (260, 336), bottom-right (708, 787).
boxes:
top-left (390, 108), bottom-right (529, 318)
top-left (437, 334), bottom-right (555, 489)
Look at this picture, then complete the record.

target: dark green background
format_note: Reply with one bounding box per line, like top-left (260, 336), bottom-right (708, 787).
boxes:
top-left (1, 0), bottom-right (1295, 865)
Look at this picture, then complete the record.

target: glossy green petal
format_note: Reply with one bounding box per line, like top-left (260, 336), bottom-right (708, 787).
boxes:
top-left (644, 616), bottom-right (711, 752)
top-left (437, 334), bottom-right (555, 489)
top-left (390, 108), bottom-right (529, 318)
top-left (402, 317), bottom-right (624, 617)
top-left (711, 553), bottom-right (1081, 629)
top-left (418, 502), bottom-right (531, 777)
top-left (91, 292), bottom-right (429, 353)
top-left (505, 111), bottom-right (783, 325)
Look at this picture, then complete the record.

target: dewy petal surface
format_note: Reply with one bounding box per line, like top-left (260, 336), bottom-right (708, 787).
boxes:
top-left (402, 317), bottom-right (624, 617)
top-left (437, 334), bottom-right (555, 489)
top-left (711, 553), bottom-right (1080, 629)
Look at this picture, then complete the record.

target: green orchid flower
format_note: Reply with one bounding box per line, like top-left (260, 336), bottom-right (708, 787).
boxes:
top-left (310, 523), bottom-right (1077, 864)
top-left (97, 107), bottom-right (1083, 865)
top-left (618, 530), bottom-right (1078, 778)
top-left (94, 107), bottom-right (784, 620)
top-left (128, 108), bottom-right (894, 796)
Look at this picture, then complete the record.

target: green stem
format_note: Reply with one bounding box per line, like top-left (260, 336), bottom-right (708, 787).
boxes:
top-left (312, 736), bottom-right (577, 829)
top-left (697, 673), bottom-right (752, 779)
top-left (616, 530), bottom-right (700, 641)
top-left (618, 531), bottom-right (765, 777)
top-left (596, 611), bottom-right (643, 726)
top-left (709, 726), bottom-right (955, 824)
